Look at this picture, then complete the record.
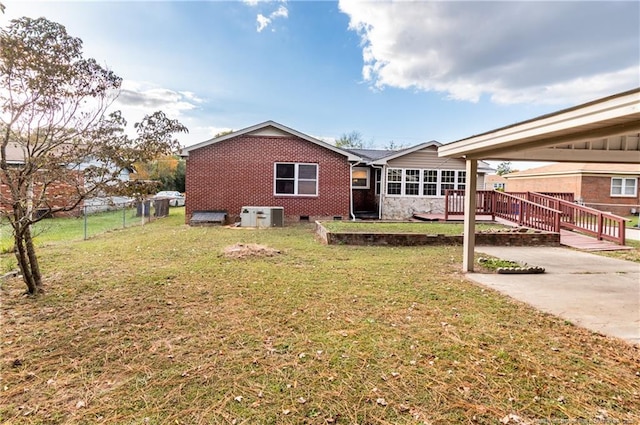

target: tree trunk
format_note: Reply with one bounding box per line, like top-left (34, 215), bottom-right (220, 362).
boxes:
top-left (13, 222), bottom-right (44, 295)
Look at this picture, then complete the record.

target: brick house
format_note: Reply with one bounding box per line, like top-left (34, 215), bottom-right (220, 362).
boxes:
top-left (181, 121), bottom-right (492, 224)
top-left (181, 121), bottom-right (360, 224)
top-left (1, 142), bottom-right (84, 217)
top-left (504, 163), bottom-right (639, 216)
top-left (1, 141), bottom-right (131, 217)
top-left (483, 174), bottom-right (508, 190)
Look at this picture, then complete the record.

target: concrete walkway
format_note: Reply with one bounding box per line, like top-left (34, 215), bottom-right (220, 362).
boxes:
top-left (627, 227), bottom-right (640, 241)
top-left (468, 246), bottom-right (640, 345)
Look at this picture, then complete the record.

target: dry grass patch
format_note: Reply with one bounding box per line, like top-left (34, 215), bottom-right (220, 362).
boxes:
top-left (1, 211), bottom-right (639, 424)
top-left (222, 243), bottom-right (281, 259)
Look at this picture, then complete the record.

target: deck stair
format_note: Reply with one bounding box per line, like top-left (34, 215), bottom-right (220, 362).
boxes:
top-left (444, 190), bottom-right (628, 245)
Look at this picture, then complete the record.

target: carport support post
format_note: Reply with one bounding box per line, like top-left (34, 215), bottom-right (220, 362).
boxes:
top-left (462, 159), bottom-right (478, 272)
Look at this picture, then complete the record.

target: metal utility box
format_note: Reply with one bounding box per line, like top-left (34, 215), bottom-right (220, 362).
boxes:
top-left (240, 206), bottom-right (284, 228)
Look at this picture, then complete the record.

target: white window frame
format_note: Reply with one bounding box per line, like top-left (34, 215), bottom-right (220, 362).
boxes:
top-left (386, 168), bottom-right (402, 195)
top-left (274, 162), bottom-right (318, 196)
top-left (351, 167), bottom-right (371, 189)
top-left (385, 168), bottom-right (467, 197)
top-left (610, 177), bottom-right (637, 197)
top-left (493, 182), bottom-right (505, 190)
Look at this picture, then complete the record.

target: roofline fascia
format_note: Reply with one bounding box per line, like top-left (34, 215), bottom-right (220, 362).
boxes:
top-left (506, 169), bottom-right (640, 179)
top-left (180, 120), bottom-right (362, 161)
top-left (438, 88), bottom-right (640, 159)
top-left (369, 141), bottom-right (442, 165)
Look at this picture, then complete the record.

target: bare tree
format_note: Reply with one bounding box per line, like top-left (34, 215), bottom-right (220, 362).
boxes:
top-left (0, 17), bottom-right (187, 295)
top-left (335, 131), bottom-right (364, 149)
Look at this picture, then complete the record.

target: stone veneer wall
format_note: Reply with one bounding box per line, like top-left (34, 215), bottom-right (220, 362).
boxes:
top-left (381, 197), bottom-right (445, 220)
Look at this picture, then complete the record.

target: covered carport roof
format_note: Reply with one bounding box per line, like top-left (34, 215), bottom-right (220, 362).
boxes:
top-left (438, 88), bottom-right (640, 164)
top-left (437, 87), bottom-right (639, 273)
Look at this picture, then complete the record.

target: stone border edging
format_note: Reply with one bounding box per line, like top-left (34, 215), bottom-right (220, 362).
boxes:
top-left (315, 221), bottom-right (560, 247)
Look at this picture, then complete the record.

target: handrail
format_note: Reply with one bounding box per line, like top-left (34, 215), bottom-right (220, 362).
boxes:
top-left (444, 190), bottom-right (494, 220)
top-left (527, 192), bottom-right (626, 245)
top-left (444, 190), bottom-right (626, 244)
top-left (445, 190), bottom-right (561, 232)
top-left (493, 191), bottom-right (561, 232)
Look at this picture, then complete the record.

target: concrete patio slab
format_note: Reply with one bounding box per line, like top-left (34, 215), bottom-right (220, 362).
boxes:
top-left (467, 246), bottom-right (640, 345)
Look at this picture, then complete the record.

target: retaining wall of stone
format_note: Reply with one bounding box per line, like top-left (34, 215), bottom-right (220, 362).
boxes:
top-left (315, 221), bottom-right (560, 247)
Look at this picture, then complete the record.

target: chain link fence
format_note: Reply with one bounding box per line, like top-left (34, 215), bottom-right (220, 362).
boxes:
top-left (1, 197), bottom-right (171, 254)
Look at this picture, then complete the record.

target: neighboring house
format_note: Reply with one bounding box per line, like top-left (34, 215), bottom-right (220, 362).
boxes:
top-left (503, 163), bottom-right (640, 216)
top-left (1, 142), bottom-right (82, 217)
top-left (483, 174), bottom-right (508, 191)
top-left (0, 141), bottom-right (130, 217)
top-left (181, 121), bottom-right (492, 224)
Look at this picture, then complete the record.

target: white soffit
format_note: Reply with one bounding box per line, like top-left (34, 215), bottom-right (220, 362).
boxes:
top-left (439, 88), bottom-right (640, 164)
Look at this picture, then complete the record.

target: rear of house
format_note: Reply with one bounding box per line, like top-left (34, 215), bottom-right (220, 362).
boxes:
top-left (182, 121), bottom-right (357, 224)
top-left (182, 122), bottom-right (494, 224)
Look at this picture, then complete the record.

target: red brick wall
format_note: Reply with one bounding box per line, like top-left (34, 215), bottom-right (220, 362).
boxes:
top-left (1, 171), bottom-right (83, 217)
top-left (580, 176), bottom-right (639, 216)
top-left (185, 135), bottom-right (352, 223)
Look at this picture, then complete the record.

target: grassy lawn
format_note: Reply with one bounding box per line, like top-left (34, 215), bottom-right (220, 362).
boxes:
top-left (625, 214), bottom-right (640, 228)
top-left (321, 221), bottom-right (508, 234)
top-left (1, 210), bottom-right (639, 424)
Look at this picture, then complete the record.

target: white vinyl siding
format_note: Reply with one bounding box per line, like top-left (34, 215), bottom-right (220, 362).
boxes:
top-left (386, 168), bottom-right (467, 197)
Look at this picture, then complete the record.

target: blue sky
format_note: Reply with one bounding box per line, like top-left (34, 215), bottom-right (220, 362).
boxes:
top-left (2, 1), bottom-right (639, 169)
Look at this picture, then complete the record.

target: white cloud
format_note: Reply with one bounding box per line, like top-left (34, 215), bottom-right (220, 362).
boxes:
top-left (253, 1), bottom-right (289, 33)
top-left (114, 81), bottom-right (203, 118)
top-left (256, 14), bottom-right (271, 33)
top-left (339, 0), bottom-right (639, 105)
top-left (271, 5), bottom-right (288, 19)
top-left (107, 81), bottom-right (207, 144)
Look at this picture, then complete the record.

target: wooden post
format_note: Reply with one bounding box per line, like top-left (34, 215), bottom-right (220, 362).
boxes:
top-left (444, 190), bottom-right (449, 221)
top-left (462, 159), bottom-right (478, 272)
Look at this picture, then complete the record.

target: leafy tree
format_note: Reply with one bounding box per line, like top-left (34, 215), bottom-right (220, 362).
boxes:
top-left (0, 17), bottom-right (187, 295)
top-left (214, 129), bottom-right (234, 138)
top-left (496, 161), bottom-right (513, 176)
top-left (172, 158), bottom-right (185, 193)
top-left (335, 131), bottom-right (364, 149)
top-left (134, 154), bottom-right (185, 191)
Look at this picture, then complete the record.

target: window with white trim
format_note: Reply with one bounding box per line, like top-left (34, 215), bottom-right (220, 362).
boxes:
top-left (423, 170), bottom-right (438, 196)
top-left (351, 167), bottom-right (370, 189)
top-left (611, 177), bottom-right (637, 197)
top-left (404, 169), bottom-right (420, 195)
top-left (274, 163), bottom-right (318, 196)
top-left (387, 169), bottom-right (402, 195)
top-left (457, 171), bottom-right (467, 191)
top-left (386, 168), bottom-right (467, 196)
